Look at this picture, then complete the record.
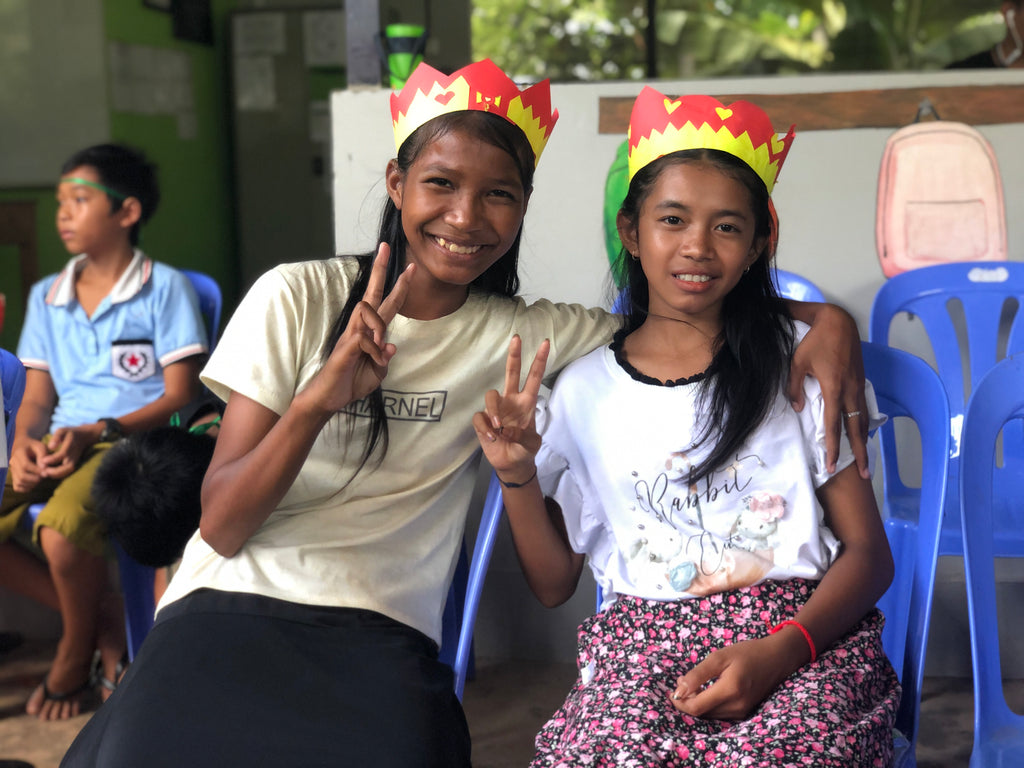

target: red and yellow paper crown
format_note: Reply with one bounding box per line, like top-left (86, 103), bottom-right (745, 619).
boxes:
top-left (627, 87), bottom-right (795, 194)
top-left (390, 59), bottom-right (559, 167)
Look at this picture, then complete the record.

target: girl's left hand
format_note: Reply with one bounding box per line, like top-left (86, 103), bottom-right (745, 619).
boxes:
top-left (472, 335), bottom-right (549, 482)
top-left (668, 631), bottom-right (808, 721)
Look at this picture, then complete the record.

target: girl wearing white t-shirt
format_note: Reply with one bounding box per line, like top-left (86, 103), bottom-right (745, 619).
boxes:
top-left (474, 89), bottom-right (900, 766)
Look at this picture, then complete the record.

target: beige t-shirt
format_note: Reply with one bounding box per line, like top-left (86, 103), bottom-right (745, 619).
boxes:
top-left (158, 257), bottom-right (617, 644)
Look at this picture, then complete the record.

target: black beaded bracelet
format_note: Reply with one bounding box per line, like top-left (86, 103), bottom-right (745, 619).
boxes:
top-left (498, 467), bottom-right (537, 488)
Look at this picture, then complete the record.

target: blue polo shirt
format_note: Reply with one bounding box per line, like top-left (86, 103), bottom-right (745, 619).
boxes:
top-left (18, 251), bottom-right (208, 431)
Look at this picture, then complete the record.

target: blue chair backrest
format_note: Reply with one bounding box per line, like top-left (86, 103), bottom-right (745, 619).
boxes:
top-left (181, 270), bottom-right (223, 351)
top-left (862, 341), bottom-right (949, 757)
top-left (869, 261), bottom-right (1024, 556)
top-left (1, 348), bottom-right (26, 494)
top-left (959, 354), bottom-right (1024, 766)
top-left (438, 471), bottom-right (505, 701)
top-left (773, 268), bottom-right (825, 303)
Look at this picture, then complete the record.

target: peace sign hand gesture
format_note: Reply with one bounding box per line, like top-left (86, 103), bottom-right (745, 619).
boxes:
top-left (300, 243), bottom-right (414, 418)
top-left (473, 335), bottom-right (550, 485)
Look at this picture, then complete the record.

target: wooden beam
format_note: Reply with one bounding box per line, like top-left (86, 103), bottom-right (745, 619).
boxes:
top-left (599, 84), bottom-right (1024, 134)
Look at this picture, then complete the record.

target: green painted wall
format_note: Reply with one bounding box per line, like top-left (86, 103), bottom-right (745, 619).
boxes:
top-left (0, 0), bottom-right (239, 352)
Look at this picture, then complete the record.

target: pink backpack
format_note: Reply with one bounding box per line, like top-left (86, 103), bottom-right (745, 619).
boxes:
top-left (876, 104), bottom-right (1006, 278)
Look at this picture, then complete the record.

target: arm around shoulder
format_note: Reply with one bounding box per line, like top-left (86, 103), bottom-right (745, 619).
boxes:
top-left (785, 300), bottom-right (870, 478)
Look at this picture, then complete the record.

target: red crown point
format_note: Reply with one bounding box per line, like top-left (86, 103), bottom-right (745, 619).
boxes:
top-left (391, 59), bottom-right (559, 167)
top-left (627, 87), bottom-right (795, 194)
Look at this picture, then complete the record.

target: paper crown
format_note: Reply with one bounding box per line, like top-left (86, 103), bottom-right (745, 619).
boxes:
top-left (390, 59), bottom-right (559, 167)
top-left (627, 87), bottom-right (795, 194)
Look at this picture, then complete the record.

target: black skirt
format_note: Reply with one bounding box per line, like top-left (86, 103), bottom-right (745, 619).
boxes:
top-left (61, 589), bottom-right (471, 768)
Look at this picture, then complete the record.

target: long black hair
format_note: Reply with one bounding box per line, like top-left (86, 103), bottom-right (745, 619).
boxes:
top-left (322, 110), bottom-right (537, 477)
top-left (613, 148), bottom-right (794, 482)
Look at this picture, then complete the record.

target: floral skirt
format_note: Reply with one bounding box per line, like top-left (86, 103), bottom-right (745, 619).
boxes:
top-left (533, 579), bottom-right (900, 768)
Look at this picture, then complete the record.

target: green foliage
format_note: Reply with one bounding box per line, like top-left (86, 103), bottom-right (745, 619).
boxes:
top-left (472, 0), bottom-right (648, 81)
top-left (471, 0), bottom-right (1007, 80)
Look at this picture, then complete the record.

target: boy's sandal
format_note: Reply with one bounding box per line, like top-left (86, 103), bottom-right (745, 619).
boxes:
top-left (95, 655), bottom-right (128, 694)
top-left (33, 674), bottom-right (93, 708)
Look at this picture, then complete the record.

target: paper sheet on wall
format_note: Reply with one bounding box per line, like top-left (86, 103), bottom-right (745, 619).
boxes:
top-left (108, 41), bottom-right (196, 139)
top-left (233, 12), bottom-right (287, 55)
top-left (234, 56), bottom-right (277, 112)
top-left (303, 10), bottom-right (346, 68)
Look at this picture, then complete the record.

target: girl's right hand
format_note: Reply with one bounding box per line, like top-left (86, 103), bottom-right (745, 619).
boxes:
top-left (473, 335), bottom-right (550, 484)
top-left (298, 243), bottom-right (414, 418)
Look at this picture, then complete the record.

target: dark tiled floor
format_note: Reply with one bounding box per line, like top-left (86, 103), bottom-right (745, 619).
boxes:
top-left (0, 638), bottom-right (1010, 767)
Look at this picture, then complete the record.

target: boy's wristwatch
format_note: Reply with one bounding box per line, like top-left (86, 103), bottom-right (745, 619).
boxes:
top-left (98, 418), bottom-right (125, 443)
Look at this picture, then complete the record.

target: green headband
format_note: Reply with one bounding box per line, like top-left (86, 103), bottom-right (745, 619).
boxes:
top-left (59, 176), bottom-right (127, 201)
top-left (169, 412), bottom-right (221, 435)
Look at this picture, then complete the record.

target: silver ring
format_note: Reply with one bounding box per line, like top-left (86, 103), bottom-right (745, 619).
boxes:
top-left (844, 410), bottom-right (862, 419)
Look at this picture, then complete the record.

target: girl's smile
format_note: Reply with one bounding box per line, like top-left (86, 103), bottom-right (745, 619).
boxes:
top-left (675, 273), bottom-right (712, 283)
top-left (433, 237), bottom-right (482, 255)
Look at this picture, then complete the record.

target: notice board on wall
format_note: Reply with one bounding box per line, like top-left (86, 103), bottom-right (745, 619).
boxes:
top-left (0, 0), bottom-right (109, 186)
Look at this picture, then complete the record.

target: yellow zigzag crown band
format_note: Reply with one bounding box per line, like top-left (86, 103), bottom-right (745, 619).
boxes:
top-left (391, 59), bottom-right (558, 167)
top-left (627, 88), bottom-right (795, 194)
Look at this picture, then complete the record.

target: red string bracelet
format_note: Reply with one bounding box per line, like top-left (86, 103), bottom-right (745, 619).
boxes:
top-left (768, 619), bottom-right (817, 662)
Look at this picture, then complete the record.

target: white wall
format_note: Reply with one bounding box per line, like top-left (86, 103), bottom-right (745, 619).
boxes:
top-left (332, 68), bottom-right (1024, 669)
top-left (0, 0), bottom-right (108, 185)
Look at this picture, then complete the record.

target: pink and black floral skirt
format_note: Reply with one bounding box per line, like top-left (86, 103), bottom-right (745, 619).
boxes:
top-left (533, 579), bottom-right (900, 767)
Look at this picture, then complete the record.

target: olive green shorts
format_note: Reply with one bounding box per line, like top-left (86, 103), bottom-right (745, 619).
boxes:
top-left (0, 440), bottom-right (114, 558)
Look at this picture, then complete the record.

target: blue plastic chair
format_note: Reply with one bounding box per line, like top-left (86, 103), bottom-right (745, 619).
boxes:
top-left (26, 269), bottom-right (223, 661)
top-left (774, 268), bottom-right (826, 303)
top-left (117, 269), bottom-right (223, 658)
top-left (1, 348), bottom-right (27, 492)
top-left (119, 269), bottom-right (222, 656)
top-left (181, 269), bottom-right (223, 350)
top-left (959, 354), bottom-right (1024, 767)
top-left (862, 341), bottom-right (950, 766)
top-left (870, 261), bottom-right (1024, 558)
top-left (438, 536), bottom-right (471, 674)
top-left (442, 471), bottom-right (504, 701)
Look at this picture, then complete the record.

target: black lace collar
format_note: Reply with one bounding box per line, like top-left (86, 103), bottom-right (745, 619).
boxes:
top-left (610, 328), bottom-right (707, 388)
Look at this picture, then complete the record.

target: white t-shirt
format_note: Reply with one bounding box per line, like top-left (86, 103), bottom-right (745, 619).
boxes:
top-left (159, 257), bottom-right (618, 644)
top-left (537, 322), bottom-right (871, 609)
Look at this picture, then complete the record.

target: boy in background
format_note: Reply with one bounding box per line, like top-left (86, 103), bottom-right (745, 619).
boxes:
top-left (0, 144), bottom-right (206, 720)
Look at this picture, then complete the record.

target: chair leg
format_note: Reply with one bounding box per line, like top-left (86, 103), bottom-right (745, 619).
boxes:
top-left (440, 540), bottom-right (471, 672)
top-left (114, 543), bottom-right (155, 662)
